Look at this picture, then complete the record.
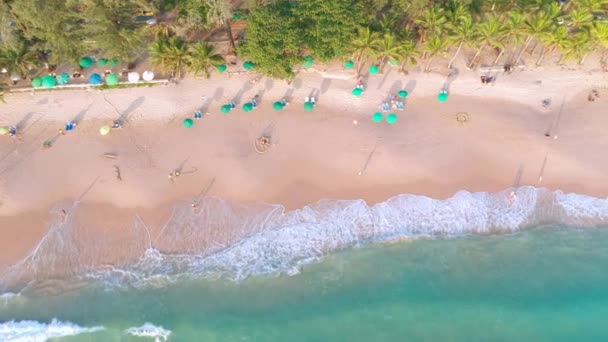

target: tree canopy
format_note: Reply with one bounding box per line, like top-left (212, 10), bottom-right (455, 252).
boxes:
top-left (237, 1), bottom-right (301, 79)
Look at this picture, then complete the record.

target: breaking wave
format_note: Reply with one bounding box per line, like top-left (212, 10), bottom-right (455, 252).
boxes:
top-left (125, 323), bottom-right (171, 341)
top-left (1, 187), bottom-right (608, 293)
top-left (0, 319), bottom-right (104, 342)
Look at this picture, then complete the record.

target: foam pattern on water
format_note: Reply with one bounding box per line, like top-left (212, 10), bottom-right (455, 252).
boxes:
top-left (2, 187), bottom-right (608, 292)
top-left (125, 323), bottom-right (171, 341)
top-left (0, 319), bottom-right (104, 342)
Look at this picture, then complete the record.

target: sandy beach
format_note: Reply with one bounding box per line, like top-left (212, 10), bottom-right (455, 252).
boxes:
top-left (1, 61), bottom-right (608, 272)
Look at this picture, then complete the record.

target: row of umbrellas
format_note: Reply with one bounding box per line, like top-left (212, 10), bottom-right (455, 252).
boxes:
top-left (30, 71), bottom-right (156, 88)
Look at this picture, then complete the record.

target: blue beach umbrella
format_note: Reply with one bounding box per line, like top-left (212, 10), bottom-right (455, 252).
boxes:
top-left (89, 73), bottom-right (103, 85)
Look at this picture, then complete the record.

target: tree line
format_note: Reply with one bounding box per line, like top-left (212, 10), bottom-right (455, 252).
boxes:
top-left (1, 0), bottom-right (608, 87)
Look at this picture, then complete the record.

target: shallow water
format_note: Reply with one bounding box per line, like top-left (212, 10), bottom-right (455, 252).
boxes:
top-left (2, 226), bottom-right (608, 341)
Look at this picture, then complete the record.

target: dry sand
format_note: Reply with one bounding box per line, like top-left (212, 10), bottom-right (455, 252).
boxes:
top-left (1, 62), bottom-right (608, 270)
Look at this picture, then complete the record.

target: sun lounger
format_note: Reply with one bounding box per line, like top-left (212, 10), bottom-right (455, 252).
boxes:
top-left (393, 101), bottom-right (404, 111)
top-left (381, 102), bottom-right (390, 112)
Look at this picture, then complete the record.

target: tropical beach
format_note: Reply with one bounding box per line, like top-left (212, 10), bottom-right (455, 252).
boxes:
top-left (3, 0), bottom-right (608, 340)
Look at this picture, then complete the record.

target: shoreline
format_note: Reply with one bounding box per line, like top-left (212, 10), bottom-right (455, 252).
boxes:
top-left (1, 64), bottom-right (608, 273)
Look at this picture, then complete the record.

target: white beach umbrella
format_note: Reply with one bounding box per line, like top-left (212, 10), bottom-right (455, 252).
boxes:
top-left (10, 74), bottom-right (21, 82)
top-left (142, 71), bottom-right (154, 81)
top-left (128, 72), bottom-right (140, 83)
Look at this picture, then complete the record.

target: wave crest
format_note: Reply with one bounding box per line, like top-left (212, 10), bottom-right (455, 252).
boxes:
top-left (125, 323), bottom-right (171, 341)
top-left (2, 187), bottom-right (607, 292)
top-left (0, 319), bottom-right (104, 342)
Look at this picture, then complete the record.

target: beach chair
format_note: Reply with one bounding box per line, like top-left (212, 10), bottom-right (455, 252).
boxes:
top-left (381, 102), bottom-right (390, 112)
top-left (229, 102), bottom-right (236, 109)
top-left (310, 97), bottom-right (316, 104)
top-left (65, 122), bottom-right (76, 131)
top-left (393, 101), bottom-right (404, 111)
top-left (194, 111), bottom-right (203, 119)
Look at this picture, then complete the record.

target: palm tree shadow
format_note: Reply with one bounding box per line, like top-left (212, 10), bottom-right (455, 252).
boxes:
top-left (15, 112), bottom-right (34, 131)
top-left (442, 68), bottom-right (459, 92)
top-left (376, 68), bottom-right (393, 90)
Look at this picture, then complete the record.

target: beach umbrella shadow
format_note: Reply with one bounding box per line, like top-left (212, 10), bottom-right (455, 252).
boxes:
top-left (232, 82), bottom-right (253, 104)
top-left (202, 87), bottom-right (224, 111)
top-left (320, 78), bottom-right (332, 95)
top-left (119, 96), bottom-right (145, 122)
top-left (265, 78), bottom-right (274, 92)
top-left (71, 103), bottom-right (93, 124)
top-left (389, 80), bottom-right (403, 95)
top-left (405, 80), bottom-right (417, 95)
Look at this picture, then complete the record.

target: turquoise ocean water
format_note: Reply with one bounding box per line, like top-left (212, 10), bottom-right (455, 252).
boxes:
top-left (1, 188), bottom-right (608, 341)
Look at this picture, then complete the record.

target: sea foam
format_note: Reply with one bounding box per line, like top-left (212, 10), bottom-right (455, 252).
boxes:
top-left (2, 187), bottom-right (608, 292)
top-left (0, 319), bottom-right (104, 342)
top-left (125, 323), bottom-right (171, 341)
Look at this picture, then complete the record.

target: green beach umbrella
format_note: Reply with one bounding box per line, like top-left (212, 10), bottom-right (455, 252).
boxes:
top-left (97, 58), bottom-right (108, 66)
top-left (99, 125), bottom-right (111, 136)
top-left (216, 64), bottom-right (227, 73)
top-left (344, 60), bottom-right (354, 69)
top-left (57, 72), bottom-right (70, 85)
top-left (42, 75), bottom-right (56, 88)
top-left (242, 102), bottom-right (254, 112)
top-left (0, 126), bottom-right (9, 135)
top-left (398, 90), bottom-right (408, 98)
top-left (302, 56), bottom-right (314, 68)
top-left (386, 113), bottom-right (397, 124)
top-left (220, 104), bottom-right (232, 114)
top-left (273, 101), bottom-right (285, 111)
top-left (108, 58), bottom-right (119, 67)
top-left (372, 112), bottom-right (383, 123)
top-left (437, 91), bottom-right (448, 103)
top-left (352, 87), bottom-right (363, 97)
top-left (31, 76), bottom-right (43, 88)
top-left (243, 61), bottom-right (255, 70)
top-left (369, 65), bottom-right (379, 74)
top-left (105, 73), bottom-right (119, 86)
top-left (79, 56), bottom-right (94, 68)
top-left (303, 101), bottom-right (314, 112)
top-left (182, 118), bottom-right (194, 128)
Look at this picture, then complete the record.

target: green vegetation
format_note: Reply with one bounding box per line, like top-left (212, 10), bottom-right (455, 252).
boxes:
top-left (2, 0), bottom-right (608, 86)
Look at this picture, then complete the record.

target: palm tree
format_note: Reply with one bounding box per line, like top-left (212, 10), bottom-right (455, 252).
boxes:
top-left (0, 42), bottom-right (39, 79)
top-left (469, 16), bottom-right (506, 68)
top-left (560, 31), bottom-right (591, 64)
top-left (566, 8), bottom-right (594, 31)
top-left (188, 42), bottom-right (224, 78)
top-left (205, 0), bottom-right (236, 54)
top-left (447, 15), bottom-right (476, 68)
top-left (590, 22), bottom-right (608, 64)
top-left (0, 81), bottom-right (7, 103)
top-left (375, 33), bottom-right (401, 72)
top-left (566, 0), bottom-right (608, 12)
top-left (514, 12), bottom-right (555, 65)
top-left (502, 11), bottom-right (528, 64)
top-left (396, 39), bottom-right (420, 74)
top-left (537, 26), bottom-right (569, 65)
top-left (423, 35), bottom-right (448, 72)
top-left (351, 27), bottom-right (381, 75)
top-left (415, 7), bottom-right (447, 45)
top-left (149, 36), bottom-right (190, 78)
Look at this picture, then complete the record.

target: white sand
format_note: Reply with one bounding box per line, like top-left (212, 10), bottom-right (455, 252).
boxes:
top-left (1, 60), bottom-right (608, 268)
